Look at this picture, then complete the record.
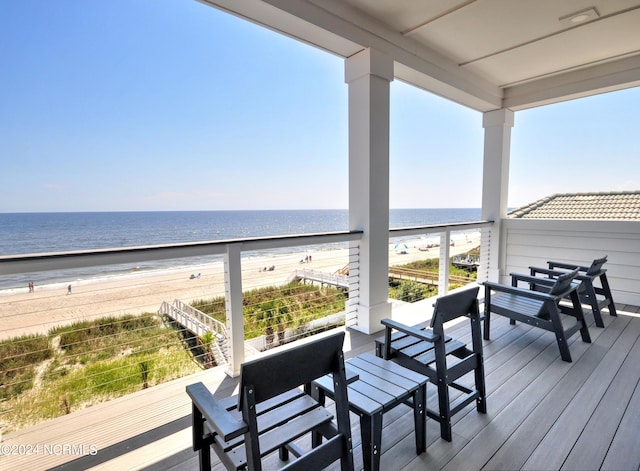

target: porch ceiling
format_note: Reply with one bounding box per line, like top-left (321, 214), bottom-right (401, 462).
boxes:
top-left (197, 0), bottom-right (640, 111)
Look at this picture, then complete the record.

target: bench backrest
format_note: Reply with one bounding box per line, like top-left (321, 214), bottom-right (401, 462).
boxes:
top-left (586, 256), bottom-right (608, 276)
top-left (238, 331), bottom-right (345, 409)
top-left (549, 268), bottom-right (579, 295)
top-left (430, 286), bottom-right (480, 327)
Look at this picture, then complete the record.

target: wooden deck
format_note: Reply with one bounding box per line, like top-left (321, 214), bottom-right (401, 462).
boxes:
top-left (3, 303), bottom-right (640, 471)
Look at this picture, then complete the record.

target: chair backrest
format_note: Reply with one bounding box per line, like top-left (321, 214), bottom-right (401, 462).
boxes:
top-left (586, 256), bottom-right (607, 276)
top-left (238, 331), bottom-right (345, 409)
top-left (430, 286), bottom-right (480, 327)
top-left (549, 268), bottom-right (579, 295)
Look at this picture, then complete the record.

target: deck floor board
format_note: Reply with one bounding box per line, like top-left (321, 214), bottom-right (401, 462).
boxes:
top-left (2, 304), bottom-right (638, 471)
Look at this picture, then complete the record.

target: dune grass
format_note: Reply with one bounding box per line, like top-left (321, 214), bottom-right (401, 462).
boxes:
top-left (0, 334), bottom-right (52, 400)
top-left (390, 250), bottom-right (479, 302)
top-left (192, 282), bottom-right (347, 339)
top-left (0, 314), bottom-right (199, 432)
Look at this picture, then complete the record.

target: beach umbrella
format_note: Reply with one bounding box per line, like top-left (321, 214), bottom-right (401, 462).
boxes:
top-left (394, 242), bottom-right (409, 251)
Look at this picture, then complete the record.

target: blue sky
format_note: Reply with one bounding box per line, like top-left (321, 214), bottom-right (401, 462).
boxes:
top-left (1, 0), bottom-right (638, 213)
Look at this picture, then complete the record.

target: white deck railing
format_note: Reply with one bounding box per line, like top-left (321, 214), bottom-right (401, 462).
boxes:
top-left (0, 221), bottom-right (492, 383)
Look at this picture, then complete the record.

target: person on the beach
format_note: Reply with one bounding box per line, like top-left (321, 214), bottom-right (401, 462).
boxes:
top-left (67, 284), bottom-right (72, 295)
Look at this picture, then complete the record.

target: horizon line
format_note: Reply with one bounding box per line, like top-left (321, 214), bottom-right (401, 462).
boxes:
top-left (0, 207), bottom-right (483, 214)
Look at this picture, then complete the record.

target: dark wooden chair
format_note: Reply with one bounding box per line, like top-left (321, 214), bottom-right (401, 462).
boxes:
top-left (483, 268), bottom-right (591, 362)
top-left (375, 286), bottom-right (486, 442)
top-left (186, 332), bottom-right (354, 471)
top-left (528, 255), bottom-right (617, 328)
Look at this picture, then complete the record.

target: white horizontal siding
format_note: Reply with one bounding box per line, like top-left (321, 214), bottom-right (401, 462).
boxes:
top-left (502, 219), bottom-right (640, 305)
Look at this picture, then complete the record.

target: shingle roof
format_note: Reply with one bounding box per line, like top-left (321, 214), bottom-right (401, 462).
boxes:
top-left (508, 191), bottom-right (640, 220)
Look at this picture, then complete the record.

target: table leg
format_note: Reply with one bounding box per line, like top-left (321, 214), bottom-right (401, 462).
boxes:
top-left (360, 412), bottom-right (382, 471)
top-left (413, 384), bottom-right (426, 454)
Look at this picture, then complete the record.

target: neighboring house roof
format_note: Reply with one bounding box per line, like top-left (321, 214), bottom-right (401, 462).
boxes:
top-left (508, 191), bottom-right (640, 220)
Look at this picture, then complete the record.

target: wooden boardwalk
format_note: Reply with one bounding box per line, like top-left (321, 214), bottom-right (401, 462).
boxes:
top-left (289, 268), bottom-right (349, 288)
top-left (2, 303), bottom-right (640, 471)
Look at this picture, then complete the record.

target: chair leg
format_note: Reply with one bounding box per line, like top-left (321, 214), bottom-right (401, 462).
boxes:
top-left (599, 274), bottom-right (618, 316)
top-left (554, 331), bottom-right (572, 362)
top-left (571, 292), bottom-right (592, 344)
top-left (483, 312), bottom-right (491, 340)
top-left (191, 406), bottom-right (212, 471)
top-left (474, 362), bottom-right (487, 414)
top-left (437, 380), bottom-right (453, 442)
top-left (198, 446), bottom-right (211, 471)
top-left (548, 304), bottom-right (573, 362)
top-left (580, 281), bottom-right (604, 327)
top-left (340, 441), bottom-right (355, 471)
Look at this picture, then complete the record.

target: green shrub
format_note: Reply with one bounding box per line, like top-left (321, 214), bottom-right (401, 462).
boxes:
top-left (1, 319), bottom-right (198, 432)
top-left (389, 280), bottom-right (437, 303)
top-left (398, 254), bottom-right (478, 281)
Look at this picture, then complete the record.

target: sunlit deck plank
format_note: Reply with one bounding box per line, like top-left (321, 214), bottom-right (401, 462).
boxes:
top-left (563, 319), bottom-right (640, 470)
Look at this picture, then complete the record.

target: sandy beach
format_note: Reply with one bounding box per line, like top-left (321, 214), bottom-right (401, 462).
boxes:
top-left (0, 235), bottom-right (480, 341)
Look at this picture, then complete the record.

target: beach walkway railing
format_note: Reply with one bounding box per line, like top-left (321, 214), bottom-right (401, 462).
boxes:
top-left (172, 299), bottom-right (228, 340)
top-left (159, 300), bottom-right (228, 365)
top-left (288, 268), bottom-right (349, 288)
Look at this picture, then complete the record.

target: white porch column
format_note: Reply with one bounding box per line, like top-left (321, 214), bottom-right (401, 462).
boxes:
top-left (438, 231), bottom-right (451, 296)
top-left (224, 243), bottom-right (244, 377)
top-left (481, 109), bottom-right (514, 282)
top-left (345, 48), bottom-right (393, 334)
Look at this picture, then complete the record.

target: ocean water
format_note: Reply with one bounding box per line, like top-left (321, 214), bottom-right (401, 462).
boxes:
top-left (0, 209), bottom-right (480, 290)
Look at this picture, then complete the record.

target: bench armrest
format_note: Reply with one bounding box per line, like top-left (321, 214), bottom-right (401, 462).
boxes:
top-left (381, 318), bottom-right (440, 343)
top-left (186, 382), bottom-right (248, 442)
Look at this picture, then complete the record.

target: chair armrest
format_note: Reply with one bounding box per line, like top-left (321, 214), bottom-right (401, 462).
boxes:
top-left (529, 267), bottom-right (595, 284)
top-left (547, 260), bottom-right (589, 272)
top-left (186, 382), bottom-right (248, 441)
top-left (381, 318), bottom-right (440, 343)
top-left (529, 266), bottom-right (565, 277)
top-left (510, 272), bottom-right (557, 287)
top-left (574, 274), bottom-right (593, 282)
top-left (483, 281), bottom-right (566, 302)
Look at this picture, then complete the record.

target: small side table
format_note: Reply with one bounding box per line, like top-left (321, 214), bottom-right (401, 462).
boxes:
top-left (312, 352), bottom-right (427, 471)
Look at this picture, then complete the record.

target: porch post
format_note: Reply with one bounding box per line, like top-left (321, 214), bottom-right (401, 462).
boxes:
top-left (345, 48), bottom-right (393, 334)
top-left (481, 109), bottom-right (514, 282)
top-left (224, 243), bottom-right (244, 377)
top-left (438, 231), bottom-right (451, 296)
